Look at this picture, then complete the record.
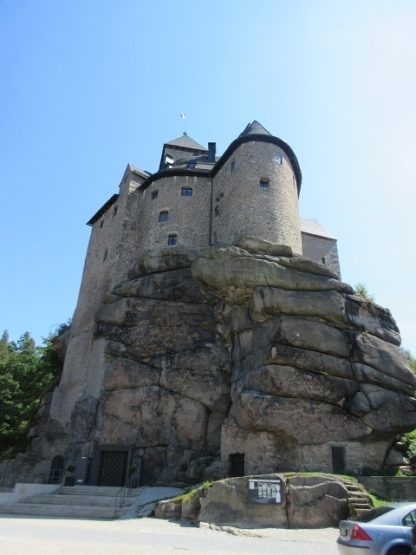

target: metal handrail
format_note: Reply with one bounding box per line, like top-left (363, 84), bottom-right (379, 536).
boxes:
top-left (113, 476), bottom-right (136, 517)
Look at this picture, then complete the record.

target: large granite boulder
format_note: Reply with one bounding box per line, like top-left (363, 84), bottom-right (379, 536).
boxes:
top-left (155, 474), bottom-right (351, 529)
top-left (6, 240), bottom-right (416, 485)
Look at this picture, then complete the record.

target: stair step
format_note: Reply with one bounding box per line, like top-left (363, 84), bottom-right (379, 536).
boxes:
top-left (57, 486), bottom-right (135, 496)
top-left (20, 494), bottom-right (135, 507)
top-left (0, 502), bottom-right (127, 519)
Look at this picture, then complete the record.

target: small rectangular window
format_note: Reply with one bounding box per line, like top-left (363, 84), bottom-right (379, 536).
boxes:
top-left (260, 178), bottom-right (269, 188)
top-left (159, 211), bottom-right (168, 222)
top-left (152, 191), bottom-right (158, 200)
top-left (231, 160), bottom-right (236, 173)
top-left (168, 234), bottom-right (177, 245)
top-left (181, 187), bottom-right (192, 196)
top-left (274, 153), bottom-right (282, 165)
top-left (322, 257), bottom-right (326, 264)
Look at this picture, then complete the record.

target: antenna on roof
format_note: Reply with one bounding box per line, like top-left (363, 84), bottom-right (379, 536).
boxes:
top-left (180, 112), bottom-right (188, 135)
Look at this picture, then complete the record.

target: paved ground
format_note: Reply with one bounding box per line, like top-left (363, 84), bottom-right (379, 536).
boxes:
top-left (0, 516), bottom-right (340, 554)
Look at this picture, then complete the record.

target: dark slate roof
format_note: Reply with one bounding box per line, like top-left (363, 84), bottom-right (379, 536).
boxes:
top-left (239, 120), bottom-right (271, 137)
top-left (165, 133), bottom-right (207, 152)
top-left (128, 163), bottom-right (151, 179)
top-left (87, 194), bottom-right (119, 226)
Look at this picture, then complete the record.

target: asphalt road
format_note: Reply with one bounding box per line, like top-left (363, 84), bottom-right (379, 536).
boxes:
top-left (0, 516), bottom-right (340, 554)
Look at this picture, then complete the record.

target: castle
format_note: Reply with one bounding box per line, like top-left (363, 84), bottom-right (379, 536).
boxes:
top-left (7, 121), bottom-right (415, 489)
top-left (78, 119), bottom-right (340, 336)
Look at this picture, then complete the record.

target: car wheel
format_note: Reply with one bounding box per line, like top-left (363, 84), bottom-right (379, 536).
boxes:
top-left (387, 547), bottom-right (412, 555)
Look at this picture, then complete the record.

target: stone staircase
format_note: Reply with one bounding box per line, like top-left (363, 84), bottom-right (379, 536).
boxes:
top-left (341, 478), bottom-right (373, 518)
top-left (0, 485), bottom-right (139, 519)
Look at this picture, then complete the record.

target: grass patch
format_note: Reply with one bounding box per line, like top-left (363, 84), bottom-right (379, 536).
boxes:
top-left (282, 471), bottom-right (357, 482)
top-left (171, 480), bottom-right (214, 503)
top-left (368, 492), bottom-right (390, 508)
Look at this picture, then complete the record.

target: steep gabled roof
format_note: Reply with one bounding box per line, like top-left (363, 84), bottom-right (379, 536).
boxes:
top-left (164, 133), bottom-right (207, 152)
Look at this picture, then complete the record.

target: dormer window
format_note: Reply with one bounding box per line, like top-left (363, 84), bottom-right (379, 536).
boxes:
top-left (274, 153), bottom-right (282, 165)
top-left (152, 191), bottom-right (158, 200)
top-left (260, 178), bottom-right (269, 189)
top-left (165, 154), bottom-right (174, 166)
top-left (159, 211), bottom-right (169, 222)
top-left (181, 187), bottom-right (193, 197)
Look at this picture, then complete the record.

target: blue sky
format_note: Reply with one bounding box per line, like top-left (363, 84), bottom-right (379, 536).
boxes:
top-left (1, 0), bottom-right (415, 353)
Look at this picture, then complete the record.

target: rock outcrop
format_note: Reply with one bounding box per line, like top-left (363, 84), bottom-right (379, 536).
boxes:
top-left (5, 239), bottom-right (416, 485)
top-left (155, 474), bottom-right (360, 528)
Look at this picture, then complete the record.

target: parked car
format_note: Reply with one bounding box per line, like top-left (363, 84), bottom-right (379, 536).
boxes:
top-left (337, 503), bottom-right (416, 555)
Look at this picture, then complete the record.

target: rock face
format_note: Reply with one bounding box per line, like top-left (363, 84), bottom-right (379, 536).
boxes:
top-left (6, 239), bottom-right (416, 485)
top-left (155, 474), bottom-right (352, 529)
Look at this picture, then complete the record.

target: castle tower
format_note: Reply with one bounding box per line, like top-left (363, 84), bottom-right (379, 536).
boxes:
top-left (211, 121), bottom-right (303, 254)
top-left (135, 133), bottom-right (214, 257)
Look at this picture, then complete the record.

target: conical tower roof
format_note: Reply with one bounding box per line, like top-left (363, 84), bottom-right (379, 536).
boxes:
top-left (239, 120), bottom-right (271, 137)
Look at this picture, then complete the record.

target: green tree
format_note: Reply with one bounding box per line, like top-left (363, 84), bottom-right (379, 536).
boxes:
top-left (402, 349), bottom-right (416, 373)
top-left (0, 329), bottom-right (65, 458)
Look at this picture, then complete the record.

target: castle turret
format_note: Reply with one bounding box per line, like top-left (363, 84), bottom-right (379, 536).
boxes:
top-left (211, 121), bottom-right (302, 254)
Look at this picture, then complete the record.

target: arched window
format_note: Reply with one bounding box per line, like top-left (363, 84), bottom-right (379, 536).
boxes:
top-left (168, 234), bottom-right (177, 246)
top-left (159, 211), bottom-right (168, 222)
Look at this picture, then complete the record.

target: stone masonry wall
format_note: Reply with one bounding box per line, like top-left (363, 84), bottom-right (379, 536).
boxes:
top-left (135, 174), bottom-right (211, 258)
top-left (49, 169), bottom-right (145, 426)
top-left (302, 232), bottom-right (341, 276)
top-left (212, 141), bottom-right (302, 254)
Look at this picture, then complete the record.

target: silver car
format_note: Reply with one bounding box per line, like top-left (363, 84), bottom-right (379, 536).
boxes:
top-left (337, 503), bottom-right (416, 555)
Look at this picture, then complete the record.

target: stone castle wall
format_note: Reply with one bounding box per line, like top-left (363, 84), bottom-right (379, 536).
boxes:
top-left (212, 141), bottom-right (302, 254)
top-left (302, 233), bottom-right (341, 276)
top-left (135, 174), bottom-right (211, 257)
top-left (49, 169), bottom-right (145, 426)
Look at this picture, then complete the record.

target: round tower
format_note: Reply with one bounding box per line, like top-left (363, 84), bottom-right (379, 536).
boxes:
top-left (211, 121), bottom-right (302, 254)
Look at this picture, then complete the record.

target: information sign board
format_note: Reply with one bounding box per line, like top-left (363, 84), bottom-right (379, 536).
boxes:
top-left (247, 478), bottom-right (283, 504)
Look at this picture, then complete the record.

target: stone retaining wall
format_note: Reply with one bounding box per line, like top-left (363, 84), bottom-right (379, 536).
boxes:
top-left (357, 476), bottom-right (416, 501)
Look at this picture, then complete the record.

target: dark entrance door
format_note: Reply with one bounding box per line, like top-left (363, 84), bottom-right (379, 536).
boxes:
top-left (331, 446), bottom-right (346, 473)
top-left (229, 453), bottom-right (245, 477)
top-left (49, 455), bottom-right (64, 484)
top-left (98, 450), bottom-right (128, 486)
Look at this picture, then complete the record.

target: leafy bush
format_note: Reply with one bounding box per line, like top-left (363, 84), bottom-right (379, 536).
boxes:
top-left (399, 429), bottom-right (416, 467)
top-left (355, 283), bottom-right (375, 302)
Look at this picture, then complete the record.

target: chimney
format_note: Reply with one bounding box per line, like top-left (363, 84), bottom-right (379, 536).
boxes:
top-left (208, 142), bottom-right (216, 163)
